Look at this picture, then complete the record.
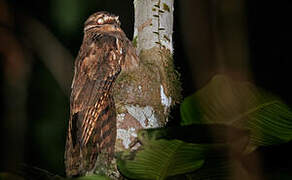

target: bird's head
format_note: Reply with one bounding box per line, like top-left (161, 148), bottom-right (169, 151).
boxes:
top-left (84, 11), bottom-right (121, 32)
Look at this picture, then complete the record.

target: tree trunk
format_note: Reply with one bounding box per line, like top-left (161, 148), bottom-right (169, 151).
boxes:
top-left (111, 0), bottom-right (181, 178)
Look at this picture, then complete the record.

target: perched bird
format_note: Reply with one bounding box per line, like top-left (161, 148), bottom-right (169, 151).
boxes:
top-left (64, 11), bottom-right (138, 177)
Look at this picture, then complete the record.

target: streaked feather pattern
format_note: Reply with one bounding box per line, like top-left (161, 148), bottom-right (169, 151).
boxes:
top-left (64, 11), bottom-right (138, 177)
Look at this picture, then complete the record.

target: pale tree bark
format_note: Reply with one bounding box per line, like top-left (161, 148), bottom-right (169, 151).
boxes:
top-left (107, 0), bottom-right (181, 178)
top-left (115, 0), bottom-right (180, 151)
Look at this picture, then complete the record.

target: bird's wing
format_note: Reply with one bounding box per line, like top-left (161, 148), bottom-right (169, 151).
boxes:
top-left (69, 35), bottom-right (124, 147)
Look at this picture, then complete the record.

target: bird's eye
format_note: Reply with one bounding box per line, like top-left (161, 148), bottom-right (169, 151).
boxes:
top-left (97, 18), bottom-right (104, 24)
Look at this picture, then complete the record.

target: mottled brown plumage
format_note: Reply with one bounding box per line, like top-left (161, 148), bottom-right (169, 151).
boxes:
top-left (65, 11), bottom-right (138, 177)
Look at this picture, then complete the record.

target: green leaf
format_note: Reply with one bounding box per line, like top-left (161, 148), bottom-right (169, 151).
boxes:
top-left (118, 139), bottom-right (205, 180)
top-left (183, 158), bottom-right (254, 180)
top-left (167, 158), bottom-right (231, 180)
top-left (180, 75), bottom-right (292, 152)
top-left (137, 124), bottom-right (249, 152)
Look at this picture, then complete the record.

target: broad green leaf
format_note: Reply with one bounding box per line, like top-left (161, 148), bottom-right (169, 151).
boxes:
top-left (118, 139), bottom-right (205, 180)
top-left (182, 157), bottom-right (254, 180)
top-left (180, 75), bottom-right (292, 152)
top-left (137, 124), bottom-right (248, 145)
top-left (167, 158), bottom-right (231, 180)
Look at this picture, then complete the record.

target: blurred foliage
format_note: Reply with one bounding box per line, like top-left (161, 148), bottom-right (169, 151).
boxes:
top-left (72, 175), bottom-right (111, 180)
top-left (6, 73), bottom-right (292, 179)
top-left (117, 74), bottom-right (292, 180)
top-left (27, 61), bottom-right (69, 174)
top-left (181, 75), bottom-right (292, 153)
top-left (1, 0), bottom-right (134, 176)
top-left (118, 140), bottom-right (205, 180)
top-left (1, 0), bottom-right (292, 179)
top-left (0, 172), bottom-right (25, 180)
top-left (0, 169), bottom-right (110, 180)
top-left (50, 0), bottom-right (103, 40)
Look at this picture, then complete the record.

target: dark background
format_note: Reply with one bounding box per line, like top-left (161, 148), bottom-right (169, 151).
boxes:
top-left (0, 0), bottom-right (291, 178)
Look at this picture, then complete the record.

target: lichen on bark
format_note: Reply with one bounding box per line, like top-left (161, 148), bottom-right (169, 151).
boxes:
top-left (114, 0), bottom-right (180, 154)
top-left (107, 0), bottom-right (180, 178)
top-left (114, 46), bottom-right (181, 124)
